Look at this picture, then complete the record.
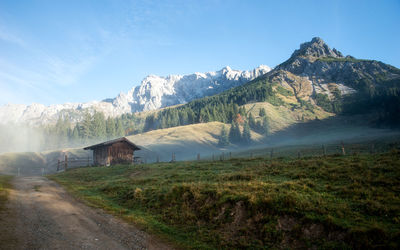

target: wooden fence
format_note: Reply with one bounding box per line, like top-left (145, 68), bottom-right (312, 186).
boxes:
top-left (47, 141), bottom-right (399, 170)
top-left (53, 155), bottom-right (93, 172)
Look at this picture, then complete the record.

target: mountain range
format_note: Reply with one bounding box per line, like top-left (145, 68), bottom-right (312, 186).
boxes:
top-left (0, 65), bottom-right (271, 125)
top-left (1, 37), bottom-right (399, 128)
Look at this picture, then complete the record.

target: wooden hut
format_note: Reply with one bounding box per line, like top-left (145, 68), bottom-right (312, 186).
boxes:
top-left (84, 137), bottom-right (140, 166)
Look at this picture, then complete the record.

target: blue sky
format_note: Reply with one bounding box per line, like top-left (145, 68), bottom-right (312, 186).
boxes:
top-left (0, 0), bottom-right (399, 106)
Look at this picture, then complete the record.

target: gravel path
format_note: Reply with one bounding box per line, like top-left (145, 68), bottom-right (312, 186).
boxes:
top-left (0, 176), bottom-right (170, 250)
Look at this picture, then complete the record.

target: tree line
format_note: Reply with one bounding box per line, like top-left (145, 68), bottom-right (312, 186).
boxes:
top-left (218, 108), bottom-right (270, 146)
top-left (42, 112), bottom-right (143, 149)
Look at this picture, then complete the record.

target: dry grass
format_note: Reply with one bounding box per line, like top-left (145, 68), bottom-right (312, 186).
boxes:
top-left (242, 102), bottom-right (333, 134)
top-left (127, 122), bottom-right (264, 161)
top-left (0, 175), bottom-right (12, 211)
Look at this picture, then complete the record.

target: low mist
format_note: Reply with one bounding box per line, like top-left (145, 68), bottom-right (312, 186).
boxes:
top-left (0, 124), bottom-right (46, 153)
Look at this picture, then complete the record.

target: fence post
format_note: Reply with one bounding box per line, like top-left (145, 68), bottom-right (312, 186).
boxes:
top-left (229, 152), bottom-right (232, 159)
top-left (322, 145), bottom-right (326, 156)
top-left (297, 151), bottom-right (301, 159)
top-left (370, 144), bottom-right (375, 154)
top-left (341, 141), bottom-right (346, 156)
top-left (64, 155), bottom-right (68, 170)
top-left (171, 152), bottom-right (175, 162)
top-left (57, 160), bottom-right (60, 171)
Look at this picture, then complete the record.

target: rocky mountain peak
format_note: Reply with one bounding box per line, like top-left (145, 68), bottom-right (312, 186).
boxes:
top-left (291, 37), bottom-right (343, 59)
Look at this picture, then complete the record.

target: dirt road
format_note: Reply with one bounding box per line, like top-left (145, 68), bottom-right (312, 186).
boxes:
top-left (0, 176), bottom-right (170, 250)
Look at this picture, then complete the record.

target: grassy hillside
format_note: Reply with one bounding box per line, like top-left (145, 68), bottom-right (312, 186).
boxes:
top-left (127, 113), bottom-right (400, 162)
top-left (50, 151), bottom-right (400, 249)
top-left (128, 121), bottom-right (264, 162)
top-left (242, 101), bottom-right (332, 134)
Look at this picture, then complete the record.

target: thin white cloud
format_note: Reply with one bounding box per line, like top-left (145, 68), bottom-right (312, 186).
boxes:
top-left (41, 54), bottom-right (98, 86)
top-left (0, 27), bottom-right (26, 48)
top-left (0, 21), bottom-right (112, 106)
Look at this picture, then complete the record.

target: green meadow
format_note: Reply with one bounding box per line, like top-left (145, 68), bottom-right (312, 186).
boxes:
top-left (50, 151), bottom-right (400, 249)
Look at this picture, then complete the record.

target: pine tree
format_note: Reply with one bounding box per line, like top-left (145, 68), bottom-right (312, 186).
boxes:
top-left (228, 122), bottom-right (241, 143)
top-left (239, 106), bottom-right (246, 116)
top-left (179, 111), bottom-right (189, 125)
top-left (106, 117), bottom-right (116, 139)
top-left (218, 125), bottom-right (229, 146)
top-left (80, 112), bottom-right (93, 141)
top-left (71, 125), bottom-right (80, 143)
top-left (187, 109), bottom-right (195, 124)
top-left (115, 119), bottom-right (125, 137)
top-left (200, 109), bottom-right (210, 123)
top-left (262, 116), bottom-right (269, 136)
top-left (248, 113), bottom-right (256, 130)
top-left (92, 112), bottom-right (106, 139)
top-left (144, 115), bottom-right (155, 132)
top-left (259, 108), bottom-right (266, 117)
top-left (242, 121), bottom-right (251, 144)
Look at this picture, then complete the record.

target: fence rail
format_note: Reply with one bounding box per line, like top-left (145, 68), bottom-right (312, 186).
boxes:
top-left (55, 155), bottom-right (93, 172)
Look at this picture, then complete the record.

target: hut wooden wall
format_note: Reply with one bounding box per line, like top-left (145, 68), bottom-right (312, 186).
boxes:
top-left (91, 141), bottom-right (135, 166)
top-left (93, 147), bottom-right (109, 166)
top-left (107, 142), bottom-right (134, 165)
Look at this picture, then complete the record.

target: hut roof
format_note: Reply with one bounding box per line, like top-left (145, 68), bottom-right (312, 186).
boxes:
top-left (83, 137), bottom-right (141, 151)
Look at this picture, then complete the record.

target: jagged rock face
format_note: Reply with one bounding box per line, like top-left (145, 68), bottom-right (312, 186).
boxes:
top-left (0, 65), bottom-right (271, 125)
top-left (267, 37), bottom-right (400, 99)
top-left (125, 65), bottom-right (271, 112)
top-left (291, 37), bottom-right (343, 59)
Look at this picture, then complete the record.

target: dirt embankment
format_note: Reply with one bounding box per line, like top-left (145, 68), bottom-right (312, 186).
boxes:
top-left (0, 176), bottom-right (170, 250)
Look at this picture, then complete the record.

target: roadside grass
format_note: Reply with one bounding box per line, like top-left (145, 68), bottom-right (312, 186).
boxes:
top-left (0, 175), bottom-right (12, 211)
top-left (50, 151), bottom-right (400, 249)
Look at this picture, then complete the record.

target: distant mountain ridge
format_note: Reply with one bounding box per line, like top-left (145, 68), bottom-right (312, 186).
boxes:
top-left (0, 65), bottom-right (271, 125)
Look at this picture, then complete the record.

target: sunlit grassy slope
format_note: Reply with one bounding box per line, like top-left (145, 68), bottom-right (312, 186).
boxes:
top-left (50, 151), bottom-right (400, 249)
top-left (126, 100), bottom-right (333, 162)
top-left (127, 121), bottom-right (264, 162)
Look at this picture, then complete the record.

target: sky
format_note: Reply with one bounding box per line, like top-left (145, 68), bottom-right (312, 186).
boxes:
top-left (0, 0), bottom-right (399, 106)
